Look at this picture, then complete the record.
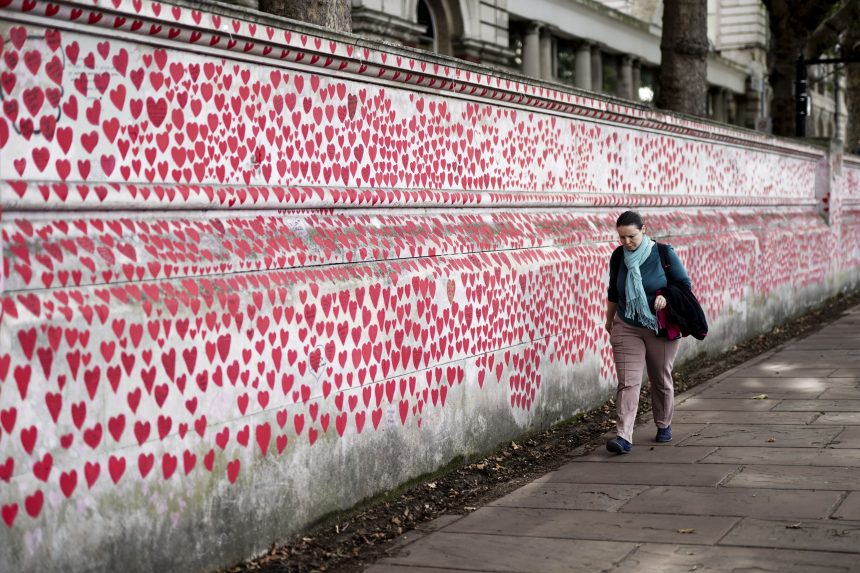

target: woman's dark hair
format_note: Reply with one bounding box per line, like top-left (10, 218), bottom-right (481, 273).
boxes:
top-left (616, 211), bottom-right (643, 229)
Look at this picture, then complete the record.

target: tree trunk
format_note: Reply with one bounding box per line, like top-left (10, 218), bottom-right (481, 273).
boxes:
top-left (843, 9), bottom-right (860, 153)
top-left (762, 0), bottom-right (850, 136)
top-left (258, 0), bottom-right (351, 33)
top-left (657, 0), bottom-right (709, 116)
top-left (847, 61), bottom-right (860, 153)
top-left (764, 0), bottom-right (800, 136)
top-left (770, 35), bottom-right (804, 137)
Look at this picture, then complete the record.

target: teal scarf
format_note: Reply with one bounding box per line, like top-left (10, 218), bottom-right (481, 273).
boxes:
top-left (623, 234), bottom-right (658, 332)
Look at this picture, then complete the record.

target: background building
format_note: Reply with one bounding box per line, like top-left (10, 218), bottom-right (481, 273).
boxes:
top-left (341, 0), bottom-right (846, 138)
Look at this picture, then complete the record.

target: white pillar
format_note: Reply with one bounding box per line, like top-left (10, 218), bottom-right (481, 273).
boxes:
top-left (575, 42), bottom-right (592, 90)
top-left (590, 45), bottom-right (602, 92)
top-left (522, 23), bottom-right (541, 78)
top-left (618, 55), bottom-right (633, 99)
top-left (539, 28), bottom-right (553, 81)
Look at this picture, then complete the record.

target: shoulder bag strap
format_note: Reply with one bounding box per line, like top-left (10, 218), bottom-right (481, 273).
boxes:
top-left (657, 242), bottom-right (672, 285)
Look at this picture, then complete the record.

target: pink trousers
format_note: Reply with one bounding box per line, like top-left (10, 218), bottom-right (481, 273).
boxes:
top-left (609, 315), bottom-right (680, 443)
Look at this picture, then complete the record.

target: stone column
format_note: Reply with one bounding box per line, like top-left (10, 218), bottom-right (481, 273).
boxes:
top-left (590, 45), bottom-right (603, 92)
top-left (618, 55), bottom-right (633, 99)
top-left (744, 71), bottom-right (765, 130)
top-left (726, 92), bottom-right (737, 125)
top-left (522, 23), bottom-right (541, 78)
top-left (539, 28), bottom-right (553, 81)
top-left (631, 58), bottom-right (641, 99)
top-left (575, 41), bottom-right (592, 90)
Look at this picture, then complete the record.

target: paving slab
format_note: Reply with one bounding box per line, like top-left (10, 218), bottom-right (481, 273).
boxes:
top-left (818, 387), bottom-right (860, 399)
top-left (538, 462), bottom-right (736, 486)
top-left (831, 368), bottom-right (860, 377)
top-left (444, 507), bottom-right (739, 545)
top-left (770, 343), bottom-right (853, 351)
top-left (415, 514), bottom-right (465, 532)
top-left (813, 412), bottom-right (860, 425)
top-left (719, 517), bottom-right (860, 553)
top-left (708, 377), bottom-right (841, 390)
top-left (612, 543), bottom-right (860, 573)
top-left (576, 445), bottom-right (716, 464)
top-left (827, 426), bottom-right (860, 448)
top-left (832, 492), bottom-right (860, 520)
top-left (703, 377), bottom-right (858, 395)
top-left (374, 532), bottom-right (634, 573)
top-left (619, 485), bottom-right (842, 520)
top-left (700, 446), bottom-right (860, 466)
top-left (488, 482), bottom-right (648, 511)
top-left (368, 566), bottom-right (495, 573)
top-left (671, 410), bottom-right (818, 425)
top-left (724, 464), bottom-right (860, 490)
top-left (752, 359), bottom-right (860, 369)
top-left (694, 388), bottom-right (820, 400)
top-left (678, 423), bottom-right (841, 448)
top-left (364, 563), bottom-right (478, 573)
top-left (773, 399), bottom-right (860, 411)
top-left (768, 350), bottom-right (860, 360)
top-left (726, 367), bottom-right (838, 378)
top-left (675, 398), bottom-right (779, 411)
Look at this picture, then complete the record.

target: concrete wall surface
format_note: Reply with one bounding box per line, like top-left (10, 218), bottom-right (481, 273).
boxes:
top-left (1, 0), bottom-right (859, 571)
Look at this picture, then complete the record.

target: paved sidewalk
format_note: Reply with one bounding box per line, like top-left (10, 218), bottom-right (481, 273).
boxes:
top-left (366, 306), bottom-right (860, 573)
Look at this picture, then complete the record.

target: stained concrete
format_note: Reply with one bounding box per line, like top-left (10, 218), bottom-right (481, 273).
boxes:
top-left (366, 307), bottom-right (860, 572)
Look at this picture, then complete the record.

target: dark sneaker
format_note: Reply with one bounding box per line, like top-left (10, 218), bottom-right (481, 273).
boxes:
top-left (655, 427), bottom-right (672, 443)
top-left (606, 437), bottom-right (632, 454)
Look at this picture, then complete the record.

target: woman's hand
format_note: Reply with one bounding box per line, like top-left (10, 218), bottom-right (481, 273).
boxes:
top-left (605, 301), bottom-right (617, 335)
top-left (654, 295), bottom-right (667, 311)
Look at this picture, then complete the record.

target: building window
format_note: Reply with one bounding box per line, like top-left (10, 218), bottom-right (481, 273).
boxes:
top-left (509, 19), bottom-right (526, 68)
top-left (417, 0), bottom-right (435, 52)
top-left (638, 66), bottom-right (656, 103)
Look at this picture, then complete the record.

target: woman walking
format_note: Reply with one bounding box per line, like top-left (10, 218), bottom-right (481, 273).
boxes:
top-left (605, 211), bottom-right (691, 454)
